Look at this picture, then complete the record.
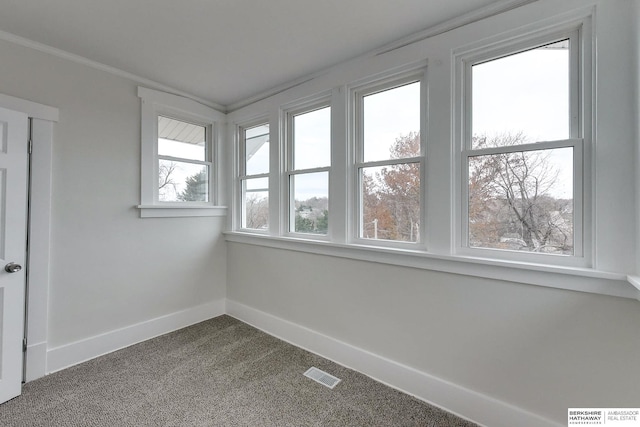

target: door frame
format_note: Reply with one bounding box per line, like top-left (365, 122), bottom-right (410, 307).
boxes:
top-left (0, 93), bottom-right (58, 382)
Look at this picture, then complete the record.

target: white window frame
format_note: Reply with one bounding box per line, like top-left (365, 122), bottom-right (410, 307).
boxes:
top-left (350, 70), bottom-right (427, 250)
top-left (237, 118), bottom-right (270, 233)
top-left (137, 87), bottom-right (227, 218)
top-left (454, 24), bottom-right (592, 267)
top-left (282, 96), bottom-right (332, 239)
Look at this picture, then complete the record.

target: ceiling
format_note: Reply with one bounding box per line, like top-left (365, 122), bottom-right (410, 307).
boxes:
top-left (0, 0), bottom-right (506, 108)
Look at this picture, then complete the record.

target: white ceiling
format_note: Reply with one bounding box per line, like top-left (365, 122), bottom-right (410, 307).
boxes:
top-left (0, 0), bottom-right (506, 108)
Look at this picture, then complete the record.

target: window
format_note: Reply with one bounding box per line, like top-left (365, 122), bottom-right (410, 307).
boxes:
top-left (459, 31), bottom-right (587, 262)
top-left (227, 15), bottom-right (615, 296)
top-left (138, 87), bottom-right (226, 217)
top-left (354, 77), bottom-right (424, 244)
top-left (239, 123), bottom-right (270, 230)
top-left (286, 104), bottom-right (331, 235)
top-left (157, 116), bottom-right (210, 202)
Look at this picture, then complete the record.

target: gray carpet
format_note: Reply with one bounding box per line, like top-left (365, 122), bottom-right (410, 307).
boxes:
top-left (0, 315), bottom-right (478, 426)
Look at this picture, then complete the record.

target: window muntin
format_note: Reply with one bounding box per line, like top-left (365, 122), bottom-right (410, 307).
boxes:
top-left (156, 116), bottom-right (212, 203)
top-left (240, 123), bottom-right (270, 230)
top-left (462, 34), bottom-right (581, 258)
top-left (287, 104), bottom-right (331, 236)
top-left (356, 80), bottom-right (423, 243)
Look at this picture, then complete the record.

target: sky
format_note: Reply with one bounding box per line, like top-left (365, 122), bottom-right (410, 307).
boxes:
top-left (472, 41), bottom-right (573, 198)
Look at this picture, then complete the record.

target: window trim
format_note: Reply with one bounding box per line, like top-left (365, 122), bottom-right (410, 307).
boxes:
top-left (224, 230), bottom-right (636, 300)
top-left (349, 70), bottom-right (428, 250)
top-left (453, 25), bottom-right (592, 268)
top-left (282, 97), bottom-right (332, 239)
top-left (137, 87), bottom-right (227, 218)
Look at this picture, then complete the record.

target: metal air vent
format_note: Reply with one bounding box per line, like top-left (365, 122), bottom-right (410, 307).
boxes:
top-left (303, 367), bottom-right (341, 389)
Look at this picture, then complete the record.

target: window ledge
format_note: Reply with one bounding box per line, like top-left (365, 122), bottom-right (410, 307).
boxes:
top-left (137, 205), bottom-right (227, 218)
top-left (224, 231), bottom-right (640, 301)
top-left (627, 275), bottom-right (640, 293)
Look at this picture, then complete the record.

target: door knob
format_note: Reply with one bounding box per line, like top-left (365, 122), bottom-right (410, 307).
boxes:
top-left (4, 262), bottom-right (22, 273)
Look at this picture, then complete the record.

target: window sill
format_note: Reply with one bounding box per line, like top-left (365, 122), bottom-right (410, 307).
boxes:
top-left (137, 205), bottom-right (227, 218)
top-left (627, 275), bottom-right (640, 293)
top-left (224, 231), bottom-right (640, 301)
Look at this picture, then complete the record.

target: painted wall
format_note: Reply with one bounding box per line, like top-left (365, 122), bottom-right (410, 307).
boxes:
top-left (0, 0), bottom-right (636, 425)
top-left (0, 39), bottom-right (227, 349)
top-left (226, 0), bottom-right (640, 425)
top-left (228, 243), bottom-right (640, 424)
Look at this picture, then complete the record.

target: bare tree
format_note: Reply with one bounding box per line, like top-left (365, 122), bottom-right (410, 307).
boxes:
top-left (469, 133), bottom-right (573, 253)
top-left (362, 133), bottom-right (421, 242)
top-left (158, 161), bottom-right (178, 199)
top-left (245, 193), bottom-right (269, 229)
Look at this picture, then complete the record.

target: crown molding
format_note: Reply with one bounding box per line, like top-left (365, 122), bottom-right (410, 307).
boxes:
top-left (0, 29), bottom-right (225, 113)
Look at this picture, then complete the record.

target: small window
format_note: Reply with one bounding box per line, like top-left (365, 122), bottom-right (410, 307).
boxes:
top-left (240, 123), bottom-right (270, 230)
top-left (138, 87), bottom-right (225, 217)
top-left (355, 79), bottom-right (423, 243)
top-left (286, 105), bottom-right (331, 235)
top-left (461, 34), bottom-right (584, 259)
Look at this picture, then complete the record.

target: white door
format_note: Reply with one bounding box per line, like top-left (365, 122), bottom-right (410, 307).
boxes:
top-left (0, 107), bottom-right (28, 404)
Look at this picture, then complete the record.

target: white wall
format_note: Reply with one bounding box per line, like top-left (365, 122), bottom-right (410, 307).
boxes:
top-left (227, 243), bottom-right (640, 424)
top-left (0, 0), bottom-right (636, 425)
top-left (226, 1), bottom-right (640, 425)
top-left (0, 38), bottom-right (226, 361)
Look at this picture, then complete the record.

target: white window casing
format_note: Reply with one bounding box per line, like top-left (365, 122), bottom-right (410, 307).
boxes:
top-left (282, 95), bottom-right (332, 240)
top-left (137, 87), bottom-right (227, 218)
top-left (237, 118), bottom-right (270, 232)
top-left (349, 69), bottom-right (427, 250)
top-left (453, 23), bottom-right (592, 268)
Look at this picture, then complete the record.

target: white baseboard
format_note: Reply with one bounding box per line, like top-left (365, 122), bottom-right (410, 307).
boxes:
top-left (46, 299), bottom-right (225, 374)
top-left (226, 299), bottom-right (561, 427)
top-left (25, 341), bottom-right (48, 382)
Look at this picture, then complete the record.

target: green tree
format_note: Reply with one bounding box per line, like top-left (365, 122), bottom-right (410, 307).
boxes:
top-left (315, 210), bottom-right (328, 233)
top-left (178, 170), bottom-right (208, 202)
top-left (295, 213), bottom-right (315, 233)
top-left (294, 198), bottom-right (328, 234)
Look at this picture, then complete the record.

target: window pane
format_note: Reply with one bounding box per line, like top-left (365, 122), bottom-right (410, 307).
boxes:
top-left (245, 124), bottom-right (269, 175)
top-left (468, 147), bottom-right (573, 254)
top-left (158, 160), bottom-right (208, 202)
top-left (363, 82), bottom-right (420, 162)
top-left (291, 172), bottom-right (328, 234)
top-left (242, 178), bottom-right (268, 230)
top-left (472, 40), bottom-right (570, 148)
top-left (361, 164), bottom-right (420, 242)
top-left (158, 116), bottom-right (207, 161)
top-left (293, 107), bottom-right (330, 169)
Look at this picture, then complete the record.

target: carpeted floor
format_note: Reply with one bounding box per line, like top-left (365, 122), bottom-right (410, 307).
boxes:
top-left (0, 315), bottom-right (478, 426)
